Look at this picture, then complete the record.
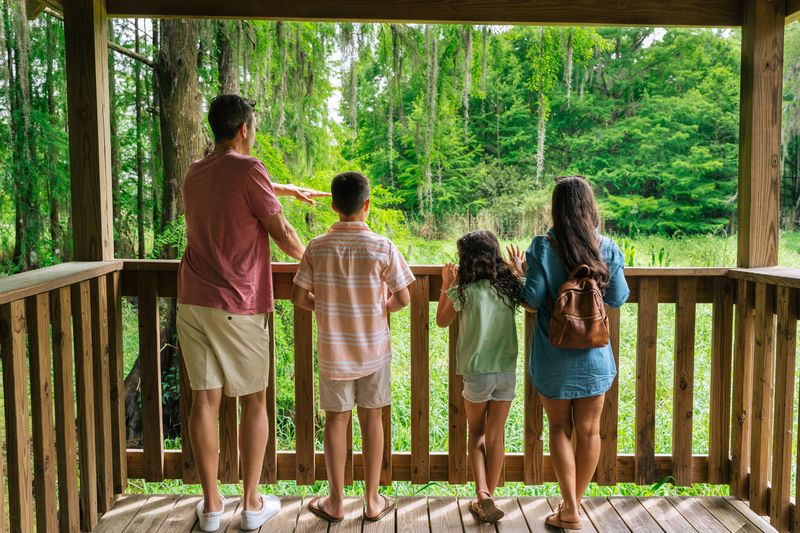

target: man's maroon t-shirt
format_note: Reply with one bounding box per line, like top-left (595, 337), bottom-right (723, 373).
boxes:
top-left (178, 149), bottom-right (282, 314)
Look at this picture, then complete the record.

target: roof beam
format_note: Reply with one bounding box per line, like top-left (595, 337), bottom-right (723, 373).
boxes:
top-left (105, 0), bottom-right (744, 27)
top-left (788, 0), bottom-right (800, 23)
top-left (26, 0), bottom-right (63, 19)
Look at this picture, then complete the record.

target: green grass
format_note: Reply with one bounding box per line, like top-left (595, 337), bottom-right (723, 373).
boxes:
top-left (117, 232), bottom-right (800, 498)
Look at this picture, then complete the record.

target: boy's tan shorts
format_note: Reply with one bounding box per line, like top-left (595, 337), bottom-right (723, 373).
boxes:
top-left (319, 362), bottom-right (392, 412)
top-left (176, 304), bottom-right (270, 397)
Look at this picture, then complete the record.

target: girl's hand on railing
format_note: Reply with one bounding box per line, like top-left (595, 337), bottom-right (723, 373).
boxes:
top-left (506, 244), bottom-right (527, 277)
top-left (442, 263), bottom-right (458, 289)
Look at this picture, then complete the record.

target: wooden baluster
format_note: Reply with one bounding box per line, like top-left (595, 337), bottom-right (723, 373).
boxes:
top-left (410, 275), bottom-right (430, 483)
top-left (709, 277), bottom-right (734, 484)
top-left (731, 279), bottom-right (755, 499)
top-left (137, 271), bottom-right (164, 481)
top-left (635, 277), bottom-right (658, 485)
top-left (107, 271), bottom-right (128, 493)
top-left (90, 275), bottom-right (114, 511)
top-left (51, 287), bottom-right (80, 533)
top-left (523, 310), bottom-right (543, 485)
top-left (598, 306), bottom-right (621, 486)
top-left (448, 320), bottom-right (467, 484)
top-left (672, 278), bottom-right (696, 486)
top-left (345, 414), bottom-right (354, 486)
top-left (749, 282), bottom-right (775, 515)
top-left (26, 293), bottom-right (58, 532)
top-left (294, 305), bottom-right (315, 484)
top-left (218, 395), bottom-right (239, 483)
top-left (72, 281), bottom-right (98, 530)
top-left (770, 286), bottom-right (796, 531)
top-left (262, 312), bottom-right (278, 484)
top-left (1, 300), bottom-right (34, 533)
top-left (380, 405), bottom-right (392, 486)
top-left (178, 340), bottom-right (199, 483)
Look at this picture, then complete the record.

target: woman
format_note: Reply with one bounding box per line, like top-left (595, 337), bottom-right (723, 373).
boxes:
top-left (511, 176), bottom-right (629, 530)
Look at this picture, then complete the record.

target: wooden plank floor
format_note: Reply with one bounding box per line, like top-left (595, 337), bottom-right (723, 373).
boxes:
top-left (94, 495), bottom-right (778, 532)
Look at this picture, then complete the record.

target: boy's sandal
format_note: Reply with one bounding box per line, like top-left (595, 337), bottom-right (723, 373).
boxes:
top-left (308, 497), bottom-right (344, 523)
top-left (364, 495), bottom-right (395, 522)
top-left (469, 495), bottom-right (506, 524)
top-left (545, 503), bottom-right (582, 530)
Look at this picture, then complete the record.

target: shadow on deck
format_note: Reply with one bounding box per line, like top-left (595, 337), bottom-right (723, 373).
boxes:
top-left (95, 494), bottom-right (777, 532)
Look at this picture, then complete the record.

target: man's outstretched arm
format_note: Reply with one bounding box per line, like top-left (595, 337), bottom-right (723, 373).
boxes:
top-left (260, 211), bottom-right (305, 260)
top-left (272, 183), bottom-right (331, 205)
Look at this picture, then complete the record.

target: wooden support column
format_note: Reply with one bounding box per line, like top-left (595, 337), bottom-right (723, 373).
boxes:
top-left (63, 0), bottom-right (114, 261)
top-left (737, 0), bottom-right (785, 268)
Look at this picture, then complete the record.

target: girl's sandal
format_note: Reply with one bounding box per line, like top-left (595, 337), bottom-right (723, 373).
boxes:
top-left (545, 503), bottom-right (582, 530)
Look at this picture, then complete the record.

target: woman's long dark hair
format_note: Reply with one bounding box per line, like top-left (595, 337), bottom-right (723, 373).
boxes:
top-left (455, 230), bottom-right (523, 310)
top-left (550, 175), bottom-right (610, 289)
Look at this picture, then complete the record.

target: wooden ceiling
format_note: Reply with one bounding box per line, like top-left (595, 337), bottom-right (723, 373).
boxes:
top-left (29, 0), bottom-right (800, 26)
top-left (101, 0), bottom-right (800, 27)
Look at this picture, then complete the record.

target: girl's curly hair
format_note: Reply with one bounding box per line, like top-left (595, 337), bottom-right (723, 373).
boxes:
top-left (455, 230), bottom-right (524, 310)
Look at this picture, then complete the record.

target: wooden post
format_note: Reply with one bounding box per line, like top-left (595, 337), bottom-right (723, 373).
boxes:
top-left (737, 0), bottom-right (785, 268)
top-left (63, 0), bottom-right (114, 261)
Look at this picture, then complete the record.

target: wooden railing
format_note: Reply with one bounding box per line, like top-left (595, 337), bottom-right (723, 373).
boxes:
top-left (5, 260), bottom-right (800, 531)
top-left (726, 268), bottom-right (800, 532)
top-left (0, 261), bottom-right (125, 533)
top-left (119, 262), bottom-right (734, 489)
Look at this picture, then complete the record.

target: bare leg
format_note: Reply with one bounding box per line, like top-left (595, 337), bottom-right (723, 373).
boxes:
top-left (464, 399), bottom-right (490, 500)
top-left (318, 410), bottom-right (351, 519)
top-left (189, 389), bottom-right (223, 513)
top-left (239, 390), bottom-right (268, 511)
top-left (358, 406), bottom-right (385, 517)
top-left (484, 400), bottom-right (512, 495)
top-left (572, 394), bottom-right (605, 500)
top-left (541, 395), bottom-right (580, 523)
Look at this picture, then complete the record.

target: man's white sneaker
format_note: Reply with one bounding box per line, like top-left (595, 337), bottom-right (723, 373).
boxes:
top-left (241, 494), bottom-right (281, 531)
top-left (196, 495), bottom-right (225, 532)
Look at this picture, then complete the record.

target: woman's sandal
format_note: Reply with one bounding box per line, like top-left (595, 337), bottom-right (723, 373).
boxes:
top-left (307, 497), bottom-right (344, 523)
top-left (469, 491), bottom-right (505, 524)
top-left (545, 503), bottom-right (582, 530)
top-left (364, 495), bottom-right (395, 522)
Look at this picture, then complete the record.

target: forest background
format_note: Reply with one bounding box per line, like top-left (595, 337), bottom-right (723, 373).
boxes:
top-left (4, 5), bottom-right (800, 497)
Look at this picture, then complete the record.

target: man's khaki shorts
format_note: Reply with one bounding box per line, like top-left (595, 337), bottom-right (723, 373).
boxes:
top-left (319, 362), bottom-right (392, 412)
top-left (176, 304), bottom-right (270, 397)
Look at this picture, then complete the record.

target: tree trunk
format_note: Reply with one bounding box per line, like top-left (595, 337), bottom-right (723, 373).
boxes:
top-left (45, 16), bottom-right (61, 260)
top-left (564, 29), bottom-right (574, 107)
top-left (216, 20), bottom-right (240, 94)
top-left (135, 20), bottom-right (145, 259)
top-left (151, 20), bottom-right (161, 239)
top-left (276, 21), bottom-right (287, 136)
top-left (155, 19), bottom-right (204, 253)
top-left (462, 26), bottom-right (472, 133)
top-left (536, 28), bottom-right (546, 183)
top-left (109, 20), bottom-right (122, 256)
top-left (7, 0), bottom-right (35, 270)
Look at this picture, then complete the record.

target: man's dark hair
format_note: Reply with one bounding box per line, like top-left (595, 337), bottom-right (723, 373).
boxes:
top-left (331, 171), bottom-right (371, 215)
top-left (208, 95), bottom-right (256, 142)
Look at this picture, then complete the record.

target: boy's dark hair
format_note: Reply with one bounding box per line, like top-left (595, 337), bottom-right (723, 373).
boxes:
top-left (208, 95), bottom-right (256, 142)
top-left (331, 172), bottom-right (370, 215)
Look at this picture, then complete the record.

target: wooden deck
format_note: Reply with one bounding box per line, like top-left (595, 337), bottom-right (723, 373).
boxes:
top-left (94, 494), bottom-right (778, 532)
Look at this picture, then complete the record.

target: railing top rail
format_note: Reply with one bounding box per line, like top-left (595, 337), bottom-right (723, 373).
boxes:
top-left (0, 261), bottom-right (123, 306)
top-left (122, 259), bottom-right (730, 277)
top-left (728, 267), bottom-right (800, 289)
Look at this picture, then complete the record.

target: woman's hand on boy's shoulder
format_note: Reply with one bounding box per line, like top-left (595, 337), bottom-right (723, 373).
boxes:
top-left (506, 244), bottom-right (527, 277)
top-left (442, 263), bottom-right (458, 289)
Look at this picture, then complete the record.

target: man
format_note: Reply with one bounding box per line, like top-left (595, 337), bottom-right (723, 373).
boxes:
top-left (176, 95), bottom-right (328, 531)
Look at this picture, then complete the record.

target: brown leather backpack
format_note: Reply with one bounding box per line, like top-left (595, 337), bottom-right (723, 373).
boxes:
top-left (546, 236), bottom-right (609, 349)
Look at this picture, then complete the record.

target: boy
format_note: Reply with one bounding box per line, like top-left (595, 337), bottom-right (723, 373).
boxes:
top-left (292, 171), bottom-right (414, 523)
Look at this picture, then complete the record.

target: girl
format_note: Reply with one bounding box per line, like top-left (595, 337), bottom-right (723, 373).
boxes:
top-left (511, 176), bottom-right (629, 530)
top-left (436, 230), bottom-right (524, 524)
